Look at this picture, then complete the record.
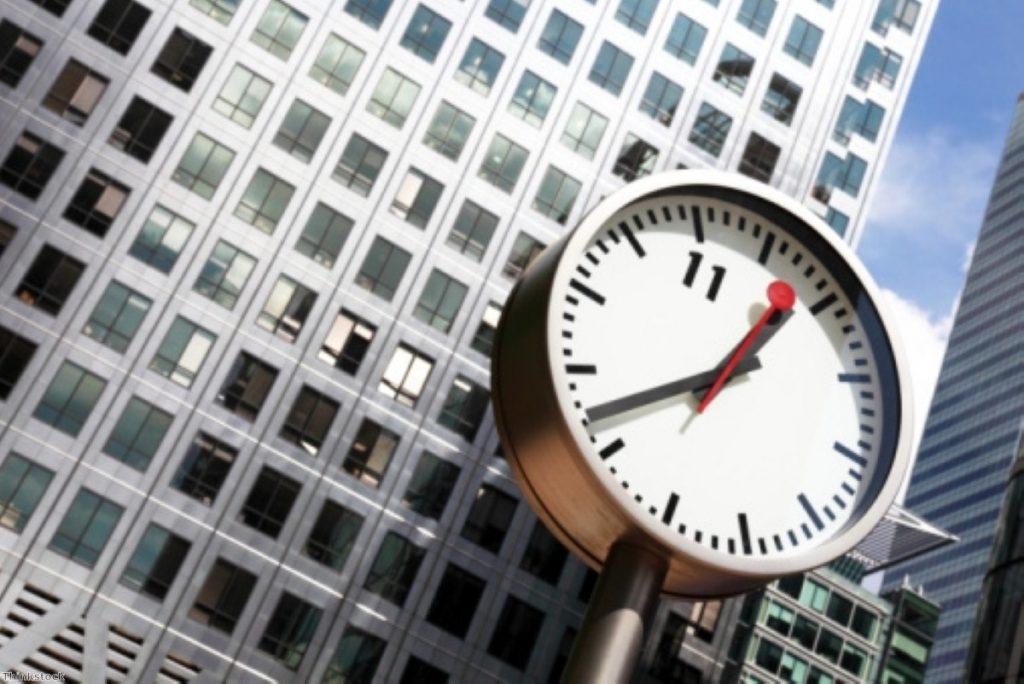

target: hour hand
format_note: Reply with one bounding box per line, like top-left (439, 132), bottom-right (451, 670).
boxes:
top-left (585, 356), bottom-right (762, 423)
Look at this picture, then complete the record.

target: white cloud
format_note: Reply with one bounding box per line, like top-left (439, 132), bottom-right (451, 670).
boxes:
top-left (877, 288), bottom-right (952, 454)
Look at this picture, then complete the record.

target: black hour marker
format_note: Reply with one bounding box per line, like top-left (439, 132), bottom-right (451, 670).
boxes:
top-left (662, 206), bottom-right (672, 222)
top-left (773, 534), bottom-right (783, 551)
top-left (723, 210), bottom-right (731, 225)
top-left (677, 204), bottom-right (687, 221)
top-left (711, 535), bottom-right (719, 550)
top-left (738, 513), bottom-right (753, 555)
top-left (620, 222), bottom-right (646, 257)
top-left (728, 538), bottom-right (736, 554)
top-left (838, 372), bottom-right (870, 384)
top-left (799, 493), bottom-right (824, 531)
top-left (695, 530), bottom-right (703, 543)
top-left (738, 216), bottom-right (747, 232)
top-left (599, 438), bottom-right (625, 460)
top-left (707, 266), bottom-right (725, 301)
top-left (788, 530), bottom-right (799, 546)
top-left (684, 251), bottom-right (702, 287)
top-left (691, 205), bottom-right (705, 242)
top-left (758, 538), bottom-right (768, 555)
top-left (834, 308), bottom-right (848, 318)
top-left (810, 292), bottom-right (838, 316)
top-left (570, 278), bottom-right (606, 305)
top-left (646, 209), bottom-right (657, 225)
top-left (758, 232), bottom-right (776, 265)
top-left (566, 364), bottom-right (597, 375)
top-left (662, 493), bottom-right (679, 525)
top-left (834, 441), bottom-right (867, 467)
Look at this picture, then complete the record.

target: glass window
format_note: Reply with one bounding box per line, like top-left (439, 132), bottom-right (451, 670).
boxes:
top-left (462, 484), bottom-right (517, 553)
top-left (304, 500), bottom-right (364, 569)
top-left (88, 0), bottom-right (150, 54)
top-left (447, 200), bottom-right (498, 261)
top-left (296, 203), bottom-right (352, 268)
top-left (479, 134), bottom-right (528, 193)
top-left (784, 16), bottom-right (823, 66)
top-left (780, 652), bottom-right (809, 681)
top-left (0, 20), bottom-right (43, 88)
top-left (129, 205), bottom-right (194, 274)
top-left (49, 488), bottom-right (123, 567)
top-left (519, 520), bottom-right (567, 585)
top-left (334, 134), bottom-right (387, 197)
top-left (194, 240), bottom-right (256, 310)
top-left (400, 5), bottom-right (451, 63)
top-left (615, 0), bottom-right (658, 34)
top-left (755, 637), bottom-right (784, 673)
top-left (257, 275), bottom-right (316, 342)
top-left (367, 68), bottom-right (421, 128)
top-left (853, 42), bottom-right (902, 90)
top-left (172, 433), bottom-right (237, 505)
top-left (0, 327), bottom-right (37, 400)
top-left (777, 574), bottom-right (801, 597)
top-left (16, 245), bottom-right (85, 316)
top-left (738, 132), bottom-right (780, 183)
top-left (455, 39), bottom-right (505, 96)
top-left (826, 592), bottom-right (853, 625)
top-left (401, 657), bottom-right (448, 683)
top-left (689, 102), bottom-right (733, 158)
top-left (344, 0), bottom-right (393, 29)
top-left (488, 596), bottom-right (544, 670)
top-left (438, 376), bottom-right (489, 441)
top-left (426, 563), bottom-right (485, 637)
top-left (503, 231), bottom-right (546, 279)
top-left (109, 97), bottom-right (173, 162)
top-left (234, 168), bottom-right (295, 234)
top-left (640, 72), bottom-right (683, 126)
top-left (280, 386), bottom-right (339, 456)
top-left (214, 64), bottom-right (273, 130)
top-left (240, 466), bottom-right (300, 538)
top-left (485, 0), bottom-right (527, 32)
top-left (714, 43), bottom-right (754, 96)
top-left (839, 642), bottom-right (867, 676)
top-left (825, 208), bottom-right (849, 237)
top-left (319, 310), bottom-right (376, 375)
top-left (588, 42), bottom-right (633, 96)
top-left (191, 0), bottom-right (239, 25)
top-left (402, 452), bottom-right (459, 519)
top-left (152, 28), bottom-right (212, 92)
top-left (414, 270), bottom-right (467, 333)
top-left (259, 593), bottom-right (322, 670)
top-left (0, 220), bottom-right (13, 260)
top-left (379, 344), bottom-right (434, 407)
top-left (799, 578), bottom-right (830, 612)
top-left (189, 558), bottom-right (257, 634)
top-left (737, 0), bottom-right (777, 36)
top-left (872, 0), bottom-right (921, 35)
top-left (217, 352), bottom-right (279, 422)
top-left (561, 103), bottom-right (608, 160)
top-left (310, 34), bottom-right (365, 96)
top-left (762, 73), bottom-right (802, 125)
top-left (364, 531), bottom-right (425, 607)
top-left (63, 168), bottom-right (130, 237)
top-left (34, 362), bottom-right (106, 436)
top-left (834, 96), bottom-right (885, 144)
top-left (172, 132), bottom-right (235, 199)
top-left (102, 397), bottom-right (172, 471)
top-left (509, 71), bottom-right (556, 127)
top-left (613, 133), bottom-right (659, 181)
top-left (120, 523), bottom-right (190, 600)
top-left (355, 237), bottom-right (411, 301)
top-left (273, 99), bottom-right (330, 163)
top-left (816, 628), bottom-right (843, 662)
top-left (765, 601), bottom-right (795, 635)
top-left (43, 59), bottom-right (109, 125)
top-left (814, 151), bottom-right (868, 200)
top-left (424, 101), bottom-right (475, 161)
top-left (851, 606), bottom-right (879, 640)
top-left (664, 13), bottom-right (707, 65)
top-left (342, 419), bottom-right (400, 488)
top-left (149, 317), bottom-right (216, 388)
top-left (0, 453), bottom-right (53, 533)
top-left (538, 10), bottom-right (582, 65)
top-left (324, 627), bottom-right (386, 682)
top-left (470, 302), bottom-right (502, 357)
top-left (0, 131), bottom-right (65, 200)
top-left (793, 614), bottom-right (819, 649)
top-left (251, 0), bottom-right (307, 60)
top-left (391, 171), bottom-right (442, 230)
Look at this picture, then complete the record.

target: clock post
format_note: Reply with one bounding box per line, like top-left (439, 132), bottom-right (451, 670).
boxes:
top-left (491, 170), bottom-right (913, 683)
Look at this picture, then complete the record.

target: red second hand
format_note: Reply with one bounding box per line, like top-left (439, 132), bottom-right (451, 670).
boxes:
top-left (697, 280), bottom-right (796, 414)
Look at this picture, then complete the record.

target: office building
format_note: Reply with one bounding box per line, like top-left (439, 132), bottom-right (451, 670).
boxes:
top-left (880, 93), bottom-right (1024, 683)
top-left (0, 0), bottom-right (934, 679)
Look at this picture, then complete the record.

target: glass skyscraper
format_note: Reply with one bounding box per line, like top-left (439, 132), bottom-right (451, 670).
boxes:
top-left (881, 93), bottom-right (1024, 683)
top-left (0, 0), bottom-right (933, 680)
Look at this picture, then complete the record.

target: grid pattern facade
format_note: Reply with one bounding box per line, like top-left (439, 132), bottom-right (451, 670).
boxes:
top-left (0, 0), bottom-right (932, 680)
top-left (881, 95), bottom-right (1024, 684)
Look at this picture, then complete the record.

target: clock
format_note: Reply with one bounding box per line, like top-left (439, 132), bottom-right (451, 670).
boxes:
top-left (492, 170), bottom-right (912, 598)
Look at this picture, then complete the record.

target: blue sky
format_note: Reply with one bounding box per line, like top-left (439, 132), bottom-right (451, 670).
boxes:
top-left (855, 2), bottom-right (1024, 437)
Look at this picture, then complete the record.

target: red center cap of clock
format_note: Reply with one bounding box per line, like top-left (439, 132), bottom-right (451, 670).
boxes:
top-left (768, 280), bottom-right (796, 311)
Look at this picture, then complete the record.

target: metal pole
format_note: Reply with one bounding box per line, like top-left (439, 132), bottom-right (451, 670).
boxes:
top-left (562, 541), bottom-right (668, 683)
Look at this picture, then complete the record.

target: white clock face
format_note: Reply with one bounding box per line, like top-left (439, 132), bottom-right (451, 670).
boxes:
top-left (552, 189), bottom-right (902, 569)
